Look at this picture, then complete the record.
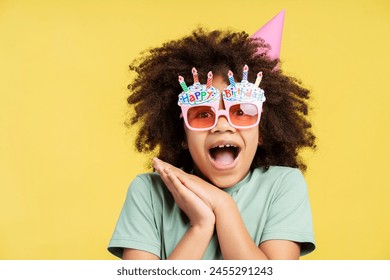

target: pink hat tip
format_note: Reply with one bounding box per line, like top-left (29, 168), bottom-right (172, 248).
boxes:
top-left (250, 9), bottom-right (285, 59)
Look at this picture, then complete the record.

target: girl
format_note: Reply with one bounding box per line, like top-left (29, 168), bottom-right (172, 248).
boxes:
top-left (108, 15), bottom-right (316, 260)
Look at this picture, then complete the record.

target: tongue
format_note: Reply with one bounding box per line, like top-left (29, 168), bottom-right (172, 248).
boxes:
top-left (214, 150), bottom-right (235, 166)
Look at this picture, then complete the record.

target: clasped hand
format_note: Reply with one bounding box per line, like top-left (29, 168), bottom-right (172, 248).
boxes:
top-left (153, 157), bottom-right (231, 229)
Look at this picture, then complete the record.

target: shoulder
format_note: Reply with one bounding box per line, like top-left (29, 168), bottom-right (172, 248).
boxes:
top-left (126, 172), bottom-right (167, 196)
top-left (131, 172), bottom-right (164, 187)
top-left (252, 166), bottom-right (305, 184)
top-left (123, 172), bottom-right (171, 211)
top-left (251, 166), bottom-right (308, 196)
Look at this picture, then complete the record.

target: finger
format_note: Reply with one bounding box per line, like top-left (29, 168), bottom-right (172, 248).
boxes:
top-left (165, 169), bottom-right (190, 197)
top-left (155, 161), bottom-right (190, 200)
top-left (166, 171), bottom-right (184, 193)
top-left (166, 171), bottom-right (203, 205)
top-left (153, 158), bottom-right (175, 183)
top-left (154, 158), bottom-right (212, 203)
top-left (152, 157), bottom-right (164, 173)
top-left (154, 161), bottom-right (177, 194)
top-left (154, 158), bottom-right (186, 177)
top-left (167, 168), bottom-right (190, 187)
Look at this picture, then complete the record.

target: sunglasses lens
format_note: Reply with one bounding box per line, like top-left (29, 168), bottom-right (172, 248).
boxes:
top-left (229, 103), bottom-right (259, 127)
top-left (187, 106), bottom-right (216, 129)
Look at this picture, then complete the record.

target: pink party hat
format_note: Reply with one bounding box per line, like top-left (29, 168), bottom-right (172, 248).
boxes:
top-left (251, 10), bottom-right (285, 59)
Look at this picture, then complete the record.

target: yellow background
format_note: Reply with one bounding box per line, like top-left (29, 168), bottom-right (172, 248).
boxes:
top-left (1, 0), bottom-right (389, 260)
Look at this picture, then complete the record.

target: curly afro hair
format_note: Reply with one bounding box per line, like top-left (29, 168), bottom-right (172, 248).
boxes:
top-left (126, 28), bottom-right (316, 172)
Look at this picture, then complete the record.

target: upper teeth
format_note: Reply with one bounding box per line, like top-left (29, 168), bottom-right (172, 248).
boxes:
top-left (216, 144), bottom-right (236, 148)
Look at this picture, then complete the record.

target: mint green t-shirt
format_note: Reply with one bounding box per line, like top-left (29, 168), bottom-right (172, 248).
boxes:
top-left (108, 166), bottom-right (315, 259)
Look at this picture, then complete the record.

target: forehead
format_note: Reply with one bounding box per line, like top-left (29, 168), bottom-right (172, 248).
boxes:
top-left (212, 75), bottom-right (228, 90)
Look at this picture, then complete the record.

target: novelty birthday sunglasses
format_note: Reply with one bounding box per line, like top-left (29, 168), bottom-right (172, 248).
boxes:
top-left (177, 66), bottom-right (266, 131)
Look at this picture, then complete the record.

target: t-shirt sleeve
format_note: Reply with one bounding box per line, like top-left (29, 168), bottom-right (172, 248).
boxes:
top-left (107, 175), bottom-right (161, 259)
top-left (261, 169), bottom-right (316, 256)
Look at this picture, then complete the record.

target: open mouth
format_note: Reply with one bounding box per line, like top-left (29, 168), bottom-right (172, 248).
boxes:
top-left (209, 144), bottom-right (240, 167)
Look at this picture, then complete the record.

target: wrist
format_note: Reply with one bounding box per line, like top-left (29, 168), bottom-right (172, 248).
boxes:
top-left (190, 223), bottom-right (215, 237)
top-left (213, 191), bottom-right (235, 214)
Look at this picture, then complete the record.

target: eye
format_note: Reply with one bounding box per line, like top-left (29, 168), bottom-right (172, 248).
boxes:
top-left (232, 108), bottom-right (244, 116)
top-left (188, 106), bottom-right (215, 119)
top-left (196, 111), bottom-right (213, 118)
top-left (230, 104), bottom-right (258, 117)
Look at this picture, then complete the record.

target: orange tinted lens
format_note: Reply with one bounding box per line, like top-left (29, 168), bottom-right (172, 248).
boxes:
top-left (187, 106), bottom-right (216, 128)
top-left (229, 103), bottom-right (258, 126)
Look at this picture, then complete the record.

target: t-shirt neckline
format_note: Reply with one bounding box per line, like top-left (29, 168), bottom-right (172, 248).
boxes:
top-left (221, 169), bottom-right (253, 195)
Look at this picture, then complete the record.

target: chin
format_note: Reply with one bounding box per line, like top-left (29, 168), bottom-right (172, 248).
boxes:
top-left (193, 156), bottom-right (252, 189)
top-left (207, 171), bottom-right (246, 189)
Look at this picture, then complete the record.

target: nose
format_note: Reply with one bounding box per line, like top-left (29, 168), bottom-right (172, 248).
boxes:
top-left (210, 113), bottom-right (236, 133)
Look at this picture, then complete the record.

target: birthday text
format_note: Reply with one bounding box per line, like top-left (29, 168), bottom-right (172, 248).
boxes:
top-left (223, 87), bottom-right (263, 101)
top-left (179, 90), bottom-right (216, 105)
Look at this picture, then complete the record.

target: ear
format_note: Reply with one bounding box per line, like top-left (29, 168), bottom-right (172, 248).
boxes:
top-left (181, 140), bottom-right (188, 149)
top-left (258, 136), bottom-right (264, 146)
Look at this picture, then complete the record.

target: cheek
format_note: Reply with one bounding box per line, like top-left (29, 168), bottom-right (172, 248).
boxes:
top-left (185, 129), bottom-right (206, 156)
top-left (244, 128), bottom-right (260, 152)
